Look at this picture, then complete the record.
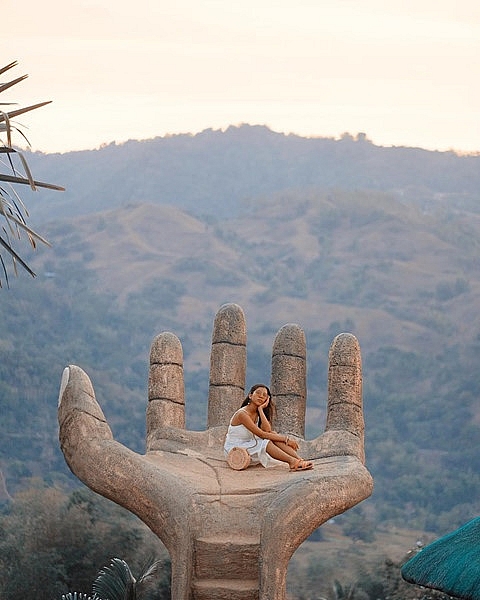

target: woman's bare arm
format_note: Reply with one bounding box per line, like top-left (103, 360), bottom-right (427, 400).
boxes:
top-left (236, 409), bottom-right (286, 443)
top-left (258, 405), bottom-right (272, 432)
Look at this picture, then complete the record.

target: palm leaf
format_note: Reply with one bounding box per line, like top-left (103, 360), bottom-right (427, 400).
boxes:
top-left (92, 558), bottom-right (137, 600)
top-left (0, 61), bottom-right (64, 285)
top-left (0, 208), bottom-right (51, 246)
top-left (0, 253), bottom-right (9, 288)
top-left (0, 234), bottom-right (36, 278)
top-left (0, 173), bottom-right (65, 190)
top-left (92, 557), bottom-right (163, 600)
top-left (136, 558), bottom-right (161, 585)
top-left (16, 151), bottom-right (35, 189)
top-left (0, 61), bottom-right (18, 76)
top-left (0, 110), bottom-right (12, 146)
top-left (0, 101), bottom-right (52, 123)
top-left (0, 74), bottom-right (28, 95)
top-left (0, 183), bottom-right (30, 221)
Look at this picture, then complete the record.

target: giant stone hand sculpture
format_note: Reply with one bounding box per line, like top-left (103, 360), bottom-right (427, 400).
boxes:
top-left (58, 303), bottom-right (373, 600)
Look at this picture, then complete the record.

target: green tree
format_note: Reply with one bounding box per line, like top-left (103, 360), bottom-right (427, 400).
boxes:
top-left (340, 507), bottom-right (376, 543)
top-left (0, 485), bottom-right (170, 600)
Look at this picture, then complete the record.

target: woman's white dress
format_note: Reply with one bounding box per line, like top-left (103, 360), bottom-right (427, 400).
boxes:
top-left (224, 414), bottom-right (282, 468)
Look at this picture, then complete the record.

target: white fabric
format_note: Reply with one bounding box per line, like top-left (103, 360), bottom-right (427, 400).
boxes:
top-left (224, 418), bottom-right (282, 468)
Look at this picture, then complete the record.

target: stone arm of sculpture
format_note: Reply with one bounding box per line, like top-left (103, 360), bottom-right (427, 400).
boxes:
top-left (58, 303), bottom-right (373, 600)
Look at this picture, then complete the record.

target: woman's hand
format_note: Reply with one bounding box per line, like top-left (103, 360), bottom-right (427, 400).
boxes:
top-left (287, 438), bottom-right (299, 451)
top-left (258, 398), bottom-right (272, 432)
top-left (282, 435), bottom-right (299, 450)
top-left (259, 397), bottom-right (270, 411)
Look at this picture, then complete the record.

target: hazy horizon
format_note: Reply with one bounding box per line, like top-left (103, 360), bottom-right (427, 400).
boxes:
top-left (3, 0), bottom-right (479, 154)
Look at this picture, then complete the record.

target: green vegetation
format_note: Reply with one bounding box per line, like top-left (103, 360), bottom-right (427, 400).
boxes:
top-left (0, 485), bottom-right (449, 600)
top-left (287, 518), bottom-right (453, 600)
top-left (88, 557), bottom-right (167, 600)
top-left (0, 485), bottom-right (170, 600)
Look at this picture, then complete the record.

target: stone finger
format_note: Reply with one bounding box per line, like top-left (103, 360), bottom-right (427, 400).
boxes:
top-left (147, 332), bottom-right (185, 442)
top-left (208, 303), bottom-right (247, 427)
top-left (325, 332), bottom-right (365, 461)
top-left (270, 323), bottom-right (306, 438)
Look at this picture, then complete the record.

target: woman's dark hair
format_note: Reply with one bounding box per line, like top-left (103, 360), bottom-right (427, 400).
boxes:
top-left (241, 383), bottom-right (276, 422)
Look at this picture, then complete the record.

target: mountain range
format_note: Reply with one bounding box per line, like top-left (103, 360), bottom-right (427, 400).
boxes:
top-left (23, 124), bottom-right (480, 223)
top-left (1, 125), bottom-right (479, 532)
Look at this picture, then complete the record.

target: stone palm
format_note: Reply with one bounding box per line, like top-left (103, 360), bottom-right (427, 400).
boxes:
top-left (58, 303), bottom-right (373, 600)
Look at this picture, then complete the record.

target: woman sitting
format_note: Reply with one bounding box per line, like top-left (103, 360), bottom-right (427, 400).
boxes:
top-left (224, 383), bottom-right (314, 471)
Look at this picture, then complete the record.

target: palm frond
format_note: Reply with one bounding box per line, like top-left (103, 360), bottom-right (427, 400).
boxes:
top-left (0, 60), bottom-right (18, 75)
top-left (0, 110), bottom-right (12, 146)
top-left (136, 558), bottom-right (161, 585)
top-left (92, 558), bottom-right (136, 600)
top-left (0, 61), bottom-right (18, 77)
top-left (92, 557), bottom-right (163, 600)
top-left (0, 194), bottom-right (22, 238)
top-left (0, 253), bottom-right (9, 288)
top-left (0, 208), bottom-right (51, 246)
top-left (0, 101), bottom-right (52, 123)
top-left (0, 61), bottom-right (64, 286)
top-left (16, 151), bottom-right (35, 189)
top-left (0, 74), bottom-right (28, 95)
top-left (0, 172), bottom-right (65, 190)
top-left (1, 182), bottom-right (29, 219)
top-left (62, 593), bottom-right (93, 600)
top-left (0, 234), bottom-right (36, 277)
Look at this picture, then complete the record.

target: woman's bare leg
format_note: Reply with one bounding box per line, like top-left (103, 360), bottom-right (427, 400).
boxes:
top-left (273, 441), bottom-right (301, 459)
top-left (267, 441), bottom-right (314, 470)
top-left (266, 441), bottom-right (313, 469)
top-left (265, 441), bottom-right (298, 466)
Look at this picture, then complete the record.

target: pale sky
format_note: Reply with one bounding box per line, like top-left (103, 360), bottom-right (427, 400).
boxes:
top-left (2, 0), bottom-right (479, 154)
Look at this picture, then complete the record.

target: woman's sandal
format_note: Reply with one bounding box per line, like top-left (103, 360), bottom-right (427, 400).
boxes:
top-left (289, 458), bottom-right (314, 472)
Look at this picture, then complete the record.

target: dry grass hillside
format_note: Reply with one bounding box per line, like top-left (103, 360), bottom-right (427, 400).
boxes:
top-left (36, 188), bottom-right (480, 362)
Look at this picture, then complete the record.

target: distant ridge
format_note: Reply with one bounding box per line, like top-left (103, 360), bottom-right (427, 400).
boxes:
top-left (24, 124), bottom-right (480, 225)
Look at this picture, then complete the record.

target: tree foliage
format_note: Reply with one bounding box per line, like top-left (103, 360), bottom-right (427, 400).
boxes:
top-left (0, 485), bottom-right (170, 600)
top-left (288, 546), bottom-right (454, 600)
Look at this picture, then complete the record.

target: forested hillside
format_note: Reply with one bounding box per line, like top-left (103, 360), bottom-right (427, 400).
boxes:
top-left (1, 126), bottom-right (480, 537)
top-left (22, 124), bottom-right (480, 223)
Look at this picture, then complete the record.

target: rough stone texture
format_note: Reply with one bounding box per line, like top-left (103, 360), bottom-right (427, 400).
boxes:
top-left (58, 303), bottom-right (373, 600)
top-left (148, 332), bottom-right (185, 436)
top-left (271, 323), bottom-right (307, 438)
top-left (208, 304), bottom-right (247, 427)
